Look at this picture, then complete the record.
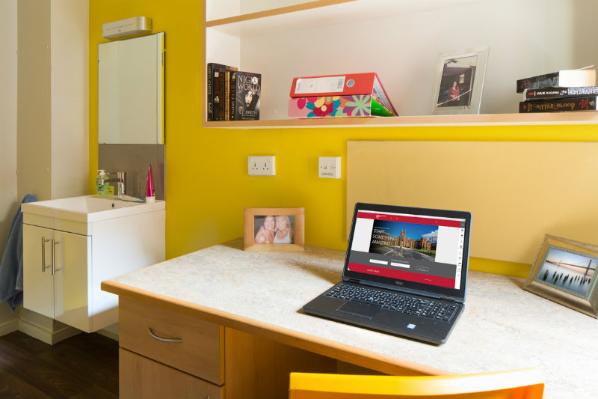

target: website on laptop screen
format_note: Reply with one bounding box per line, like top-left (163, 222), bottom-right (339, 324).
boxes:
top-left (348, 210), bottom-right (467, 290)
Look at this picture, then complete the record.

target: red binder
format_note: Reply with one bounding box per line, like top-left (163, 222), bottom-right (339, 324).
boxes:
top-left (289, 72), bottom-right (397, 115)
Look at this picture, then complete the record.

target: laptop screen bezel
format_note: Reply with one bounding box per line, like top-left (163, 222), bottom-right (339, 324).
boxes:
top-left (343, 203), bottom-right (472, 301)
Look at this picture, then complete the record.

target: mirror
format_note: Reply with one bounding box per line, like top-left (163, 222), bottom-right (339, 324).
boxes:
top-left (98, 33), bottom-right (164, 144)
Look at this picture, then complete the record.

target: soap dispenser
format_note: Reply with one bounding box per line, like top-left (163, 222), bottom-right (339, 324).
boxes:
top-left (96, 170), bottom-right (108, 196)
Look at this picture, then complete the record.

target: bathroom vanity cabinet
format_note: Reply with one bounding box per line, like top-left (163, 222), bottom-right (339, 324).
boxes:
top-left (22, 196), bottom-right (165, 332)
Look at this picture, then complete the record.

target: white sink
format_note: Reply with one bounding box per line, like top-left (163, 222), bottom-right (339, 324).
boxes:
top-left (22, 195), bottom-right (165, 223)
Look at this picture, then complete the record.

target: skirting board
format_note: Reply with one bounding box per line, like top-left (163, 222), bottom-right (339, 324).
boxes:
top-left (97, 324), bottom-right (119, 341)
top-left (0, 317), bottom-right (19, 337)
top-left (347, 141), bottom-right (598, 264)
top-left (18, 315), bottom-right (80, 345)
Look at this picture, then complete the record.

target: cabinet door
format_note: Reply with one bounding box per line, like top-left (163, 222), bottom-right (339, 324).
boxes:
top-left (120, 349), bottom-right (223, 399)
top-left (23, 224), bottom-right (55, 318)
top-left (53, 230), bottom-right (91, 331)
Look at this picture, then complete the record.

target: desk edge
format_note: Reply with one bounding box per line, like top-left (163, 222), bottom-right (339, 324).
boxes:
top-left (102, 279), bottom-right (445, 376)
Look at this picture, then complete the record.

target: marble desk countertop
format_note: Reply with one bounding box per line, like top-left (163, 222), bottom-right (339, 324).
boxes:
top-left (105, 242), bottom-right (598, 398)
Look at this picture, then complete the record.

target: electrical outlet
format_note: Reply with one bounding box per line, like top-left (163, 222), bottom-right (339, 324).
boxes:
top-left (319, 156), bottom-right (341, 178)
top-left (248, 156), bottom-right (276, 176)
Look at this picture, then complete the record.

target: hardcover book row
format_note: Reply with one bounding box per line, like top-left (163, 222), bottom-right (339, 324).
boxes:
top-left (207, 63), bottom-right (261, 121)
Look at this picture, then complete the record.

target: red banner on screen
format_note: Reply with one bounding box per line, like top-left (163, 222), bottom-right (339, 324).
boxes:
top-left (356, 212), bottom-right (462, 228)
top-left (348, 262), bottom-right (456, 289)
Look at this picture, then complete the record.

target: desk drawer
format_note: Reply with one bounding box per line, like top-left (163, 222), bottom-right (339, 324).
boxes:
top-left (120, 349), bottom-right (223, 399)
top-left (119, 296), bottom-right (224, 385)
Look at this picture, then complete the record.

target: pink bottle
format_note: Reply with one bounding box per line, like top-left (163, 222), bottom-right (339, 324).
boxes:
top-left (145, 163), bottom-right (156, 203)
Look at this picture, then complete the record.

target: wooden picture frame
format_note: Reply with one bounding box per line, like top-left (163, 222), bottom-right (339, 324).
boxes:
top-left (524, 235), bottom-right (598, 318)
top-left (244, 208), bottom-right (304, 251)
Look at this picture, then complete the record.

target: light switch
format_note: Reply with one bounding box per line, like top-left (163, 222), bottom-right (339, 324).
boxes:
top-left (319, 156), bottom-right (341, 179)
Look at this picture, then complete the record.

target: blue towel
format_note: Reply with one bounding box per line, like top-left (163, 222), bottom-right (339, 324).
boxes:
top-left (0, 194), bottom-right (37, 310)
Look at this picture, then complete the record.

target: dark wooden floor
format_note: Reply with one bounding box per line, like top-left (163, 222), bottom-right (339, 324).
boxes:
top-left (0, 331), bottom-right (118, 399)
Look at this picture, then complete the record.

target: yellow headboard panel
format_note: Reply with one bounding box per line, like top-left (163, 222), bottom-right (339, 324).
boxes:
top-left (347, 141), bottom-right (598, 264)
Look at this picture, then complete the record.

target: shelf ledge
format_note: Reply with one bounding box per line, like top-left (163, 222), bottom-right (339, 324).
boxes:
top-left (203, 112), bottom-right (598, 129)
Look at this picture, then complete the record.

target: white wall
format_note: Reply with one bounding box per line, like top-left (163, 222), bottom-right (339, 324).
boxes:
top-left (206, 0), bottom-right (239, 20)
top-left (50, 0), bottom-right (89, 198)
top-left (17, 0), bottom-right (52, 200)
top-left (0, 0), bottom-right (18, 249)
top-left (206, 0), bottom-right (314, 20)
top-left (227, 0), bottom-right (598, 118)
top-left (0, 0), bottom-right (19, 330)
top-left (18, 0), bottom-right (88, 200)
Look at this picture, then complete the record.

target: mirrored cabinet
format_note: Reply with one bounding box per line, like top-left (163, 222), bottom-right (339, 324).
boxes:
top-left (98, 32), bottom-right (165, 144)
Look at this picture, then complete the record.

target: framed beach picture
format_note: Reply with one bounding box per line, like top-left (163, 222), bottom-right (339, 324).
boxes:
top-left (524, 235), bottom-right (598, 318)
top-left (432, 47), bottom-right (489, 115)
top-left (244, 208), bottom-right (304, 252)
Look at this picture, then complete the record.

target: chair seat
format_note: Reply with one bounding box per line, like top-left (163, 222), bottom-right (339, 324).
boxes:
top-left (289, 369), bottom-right (544, 399)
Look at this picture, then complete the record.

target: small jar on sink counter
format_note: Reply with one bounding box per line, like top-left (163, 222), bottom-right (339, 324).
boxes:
top-left (96, 170), bottom-right (108, 196)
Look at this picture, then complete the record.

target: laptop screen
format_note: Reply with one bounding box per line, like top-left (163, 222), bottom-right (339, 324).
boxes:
top-left (345, 203), bottom-right (471, 299)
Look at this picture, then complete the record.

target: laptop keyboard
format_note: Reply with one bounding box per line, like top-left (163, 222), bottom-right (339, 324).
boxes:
top-left (326, 284), bottom-right (459, 322)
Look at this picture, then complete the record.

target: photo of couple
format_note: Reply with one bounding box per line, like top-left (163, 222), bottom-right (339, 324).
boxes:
top-left (254, 215), bottom-right (294, 244)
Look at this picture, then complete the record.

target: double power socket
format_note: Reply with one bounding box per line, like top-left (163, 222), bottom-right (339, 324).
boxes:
top-left (247, 156), bottom-right (341, 178)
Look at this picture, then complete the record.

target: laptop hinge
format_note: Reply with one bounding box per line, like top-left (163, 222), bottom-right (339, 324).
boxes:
top-left (343, 278), bottom-right (464, 303)
top-left (441, 296), bottom-right (462, 303)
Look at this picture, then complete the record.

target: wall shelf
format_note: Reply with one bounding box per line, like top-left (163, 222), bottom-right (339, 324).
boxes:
top-left (203, 112), bottom-right (598, 129)
top-left (205, 0), bottom-right (598, 127)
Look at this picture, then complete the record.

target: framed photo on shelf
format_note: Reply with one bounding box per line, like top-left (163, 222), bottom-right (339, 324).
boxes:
top-left (244, 208), bottom-right (304, 252)
top-left (524, 235), bottom-right (598, 318)
top-left (432, 47), bottom-right (489, 115)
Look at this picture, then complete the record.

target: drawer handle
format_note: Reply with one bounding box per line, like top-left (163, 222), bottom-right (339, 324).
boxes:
top-left (147, 327), bottom-right (183, 344)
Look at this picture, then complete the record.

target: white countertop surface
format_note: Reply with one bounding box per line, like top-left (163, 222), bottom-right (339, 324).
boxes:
top-left (107, 243), bottom-right (598, 398)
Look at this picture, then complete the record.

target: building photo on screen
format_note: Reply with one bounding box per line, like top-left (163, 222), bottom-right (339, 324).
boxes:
top-left (349, 210), bottom-right (466, 289)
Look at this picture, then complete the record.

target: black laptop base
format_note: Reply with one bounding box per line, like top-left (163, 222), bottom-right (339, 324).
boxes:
top-left (302, 282), bottom-right (464, 346)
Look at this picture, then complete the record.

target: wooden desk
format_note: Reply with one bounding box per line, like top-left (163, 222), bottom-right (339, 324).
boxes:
top-left (102, 242), bottom-right (598, 398)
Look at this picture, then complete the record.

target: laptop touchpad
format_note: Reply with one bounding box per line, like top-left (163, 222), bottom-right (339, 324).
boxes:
top-left (338, 301), bottom-right (380, 319)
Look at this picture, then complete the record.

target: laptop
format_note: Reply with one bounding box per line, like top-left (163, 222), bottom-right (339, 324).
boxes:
top-left (303, 203), bottom-right (472, 345)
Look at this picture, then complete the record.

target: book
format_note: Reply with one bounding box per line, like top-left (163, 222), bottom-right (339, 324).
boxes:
top-left (207, 63), bottom-right (214, 121)
top-left (232, 71), bottom-right (261, 120)
top-left (207, 63), bottom-right (238, 121)
top-left (289, 72), bottom-right (397, 116)
top-left (524, 86), bottom-right (598, 101)
top-left (225, 69), bottom-right (231, 121)
top-left (519, 96), bottom-right (598, 113)
top-left (211, 63), bottom-right (226, 121)
top-left (516, 67), bottom-right (596, 93)
top-left (230, 71), bottom-right (237, 120)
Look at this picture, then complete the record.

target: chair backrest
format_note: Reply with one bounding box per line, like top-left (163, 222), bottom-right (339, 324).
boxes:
top-left (289, 369), bottom-right (543, 399)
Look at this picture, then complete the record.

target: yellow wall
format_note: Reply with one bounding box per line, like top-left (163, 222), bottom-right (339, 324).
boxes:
top-left (90, 0), bottom-right (598, 278)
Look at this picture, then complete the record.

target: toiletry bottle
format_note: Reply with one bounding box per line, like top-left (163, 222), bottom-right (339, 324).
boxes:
top-left (96, 170), bottom-right (107, 196)
top-left (145, 163), bottom-right (156, 203)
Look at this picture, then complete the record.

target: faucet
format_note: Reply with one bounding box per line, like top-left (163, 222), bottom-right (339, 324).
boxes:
top-left (105, 171), bottom-right (126, 197)
top-left (99, 170), bottom-right (145, 203)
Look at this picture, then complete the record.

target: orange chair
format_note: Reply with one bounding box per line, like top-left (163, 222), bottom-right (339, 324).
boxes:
top-left (289, 369), bottom-right (543, 399)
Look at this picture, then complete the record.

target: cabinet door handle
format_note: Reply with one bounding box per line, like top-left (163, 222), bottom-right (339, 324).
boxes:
top-left (52, 240), bottom-right (61, 275)
top-left (147, 327), bottom-right (183, 343)
top-left (41, 237), bottom-right (52, 272)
